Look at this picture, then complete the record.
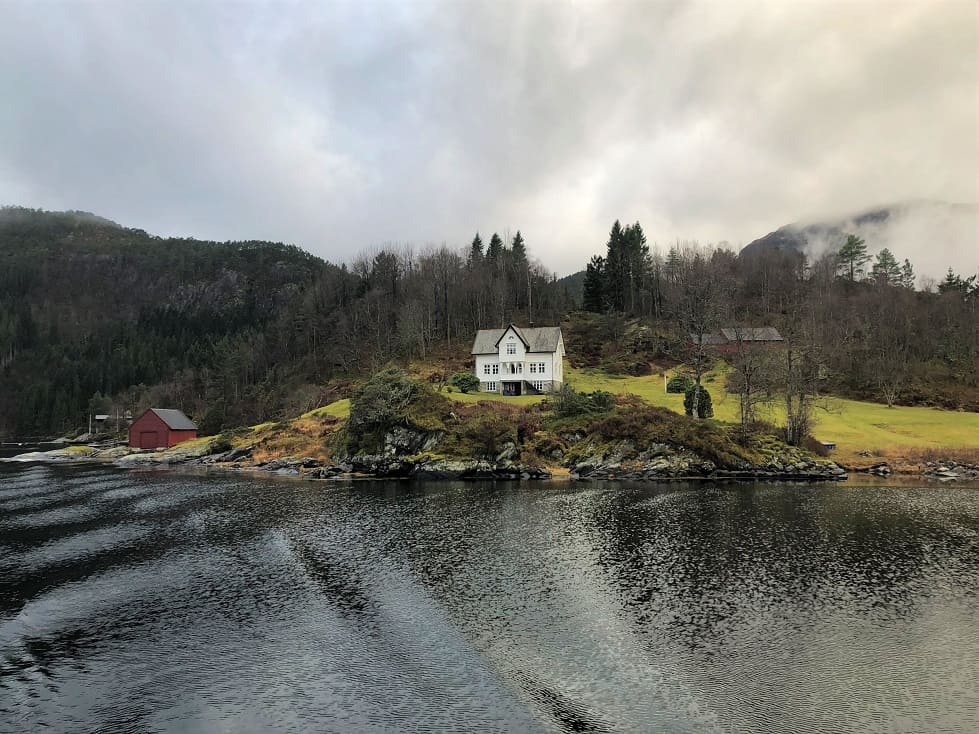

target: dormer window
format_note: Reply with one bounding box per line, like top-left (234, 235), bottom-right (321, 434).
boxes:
top-left (506, 342), bottom-right (516, 355)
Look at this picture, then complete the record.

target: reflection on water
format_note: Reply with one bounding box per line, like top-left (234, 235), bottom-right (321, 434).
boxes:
top-left (1, 464), bottom-right (977, 733)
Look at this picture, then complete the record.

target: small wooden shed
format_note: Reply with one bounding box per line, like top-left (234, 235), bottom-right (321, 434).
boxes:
top-left (128, 408), bottom-right (198, 449)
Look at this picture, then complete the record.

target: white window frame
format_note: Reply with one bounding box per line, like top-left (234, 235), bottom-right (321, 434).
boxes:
top-left (485, 381), bottom-right (497, 392)
top-left (492, 364), bottom-right (499, 375)
top-left (532, 380), bottom-right (544, 391)
top-left (506, 342), bottom-right (516, 355)
top-left (529, 363), bottom-right (537, 374)
top-left (483, 364), bottom-right (491, 375)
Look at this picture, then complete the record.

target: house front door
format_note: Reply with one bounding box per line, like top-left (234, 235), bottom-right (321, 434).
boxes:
top-left (502, 381), bottom-right (522, 396)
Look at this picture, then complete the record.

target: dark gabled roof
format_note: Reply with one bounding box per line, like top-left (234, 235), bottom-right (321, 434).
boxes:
top-left (690, 327), bottom-right (784, 346)
top-left (471, 325), bottom-right (563, 354)
top-left (720, 327), bottom-right (783, 342)
top-left (494, 323), bottom-right (528, 348)
top-left (689, 332), bottom-right (729, 346)
top-left (147, 408), bottom-right (197, 430)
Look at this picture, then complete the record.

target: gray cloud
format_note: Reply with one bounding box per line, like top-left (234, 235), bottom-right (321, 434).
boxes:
top-left (1, 0), bottom-right (976, 276)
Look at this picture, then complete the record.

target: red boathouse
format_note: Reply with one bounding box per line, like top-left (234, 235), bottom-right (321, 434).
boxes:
top-left (128, 408), bottom-right (198, 449)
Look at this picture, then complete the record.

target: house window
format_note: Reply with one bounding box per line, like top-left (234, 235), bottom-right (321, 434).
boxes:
top-left (485, 382), bottom-right (497, 392)
top-left (492, 364), bottom-right (499, 374)
top-left (532, 380), bottom-right (544, 391)
top-left (507, 343), bottom-right (516, 355)
top-left (483, 365), bottom-right (491, 375)
top-left (537, 362), bottom-right (546, 373)
top-left (530, 363), bottom-right (537, 374)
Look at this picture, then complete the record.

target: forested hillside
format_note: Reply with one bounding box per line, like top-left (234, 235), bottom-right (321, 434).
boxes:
top-left (3, 206), bottom-right (977, 441)
top-left (579, 221), bottom-right (979, 422)
top-left (0, 208), bottom-right (570, 437)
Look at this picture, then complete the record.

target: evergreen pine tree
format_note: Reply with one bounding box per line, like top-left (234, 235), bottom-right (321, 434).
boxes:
top-left (871, 248), bottom-right (901, 285)
top-left (624, 221), bottom-right (650, 313)
top-left (939, 268), bottom-right (965, 294)
top-left (582, 255), bottom-right (606, 312)
top-left (836, 234), bottom-right (869, 281)
top-left (604, 221), bottom-right (626, 311)
top-left (900, 259), bottom-right (915, 290)
top-left (486, 233), bottom-right (504, 265)
top-left (468, 233), bottom-right (483, 267)
top-left (510, 231), bottom-right (527, 265)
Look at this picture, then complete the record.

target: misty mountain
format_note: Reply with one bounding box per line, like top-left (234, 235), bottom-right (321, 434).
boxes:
top-left (739, 201), bottom-right (979, 280)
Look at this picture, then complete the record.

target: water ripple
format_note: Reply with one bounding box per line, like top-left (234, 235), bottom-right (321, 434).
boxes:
top-left (0, 467), bottom-right (977, 733)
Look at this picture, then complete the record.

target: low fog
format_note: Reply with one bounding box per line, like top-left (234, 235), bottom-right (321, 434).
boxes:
top-left (782, 201), bottom-right (979, 283)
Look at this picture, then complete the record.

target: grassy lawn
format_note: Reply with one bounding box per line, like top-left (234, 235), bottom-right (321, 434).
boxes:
top-left (440, 362), bottom-right (979, 458)
top-left (570, 365), bottom-right (979, 454)
top-left (302, 398), bottom-right (351, 420)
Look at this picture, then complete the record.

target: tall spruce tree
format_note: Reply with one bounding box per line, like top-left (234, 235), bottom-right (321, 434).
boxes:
top-left (604, 220), bottom-right (626, 311)
top-left (486, 233), bottom-right (504, 265)
top-left (510, 231), bottom-right (527, 265)
top-left (468, 233), bottom-right (483, 267)
top-left (623, 221), bottom-right (650, 313)
top-left (509, 231), bottom-right (530, 311)
top-left (582, 255), bottom-right (606, 312)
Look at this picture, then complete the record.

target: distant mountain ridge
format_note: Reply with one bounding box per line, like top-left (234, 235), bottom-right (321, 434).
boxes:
top-left (739, 200), bottom-right (979, 279)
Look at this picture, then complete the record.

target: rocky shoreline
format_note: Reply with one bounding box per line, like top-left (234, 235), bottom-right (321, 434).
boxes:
top-left (2, 439), bottom-right (851, 482)
top-left (12, 428), bottom-right (979, 484)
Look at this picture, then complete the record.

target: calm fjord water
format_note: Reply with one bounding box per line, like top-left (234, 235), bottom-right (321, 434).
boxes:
top-left (1, 464), bottom-right (977, 733)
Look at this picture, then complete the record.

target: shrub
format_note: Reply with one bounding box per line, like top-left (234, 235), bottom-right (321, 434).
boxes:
top-left (589, 390), bottom-right (615, 412)
top-left (666, 374), bottom-right (694, 394)
top-left (450, 371), bottom-right (481, 394)
top-left (683, 385), bottom-right (714, 418)
top-left (801, 435), bottom-right (831, 457)
top-left (346, 369), bottom-right (450, 453)
top-left (458, 412), bottom-right (518, 457)
top-left (551, 383), bottom-right (616, 417)
top-left (348, 370), bottom-right (418, 434)
top-left (207, 434), bottom-right (234, 455)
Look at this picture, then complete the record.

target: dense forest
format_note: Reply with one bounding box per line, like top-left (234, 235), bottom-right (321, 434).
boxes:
top-left (1, 207), bottom-right (977, 439)
top-left (0, 208), bottom-right (570, 437)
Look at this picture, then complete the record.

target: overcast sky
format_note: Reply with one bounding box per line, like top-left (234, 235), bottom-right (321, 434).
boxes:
top-left (1, 0), bottom-right (976, 275)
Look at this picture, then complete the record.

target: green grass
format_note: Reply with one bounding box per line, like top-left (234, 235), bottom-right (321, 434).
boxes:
top-left (301, 398), bottom-right (351, 419)
top-left (443, 390), bottom-right (543, 407)
top-left (566, 365), bottom-right (979, 455)
top-left (441, 362), bottom-right (979, 456)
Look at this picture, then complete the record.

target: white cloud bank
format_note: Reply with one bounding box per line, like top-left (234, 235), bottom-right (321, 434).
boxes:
top-left (0, 0), bottom-right (975, 275)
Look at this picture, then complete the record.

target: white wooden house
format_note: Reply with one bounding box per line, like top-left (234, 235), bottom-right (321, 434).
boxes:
top-left (471, 324), bottom-right (565, 396)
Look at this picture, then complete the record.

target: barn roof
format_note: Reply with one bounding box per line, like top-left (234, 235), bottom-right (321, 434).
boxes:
top-left (719, 327), bottom-right (783, 342)
top-left (471, 325), bottom-right (563, 354)
top-left (147, 408), bottom-right (197, 430)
